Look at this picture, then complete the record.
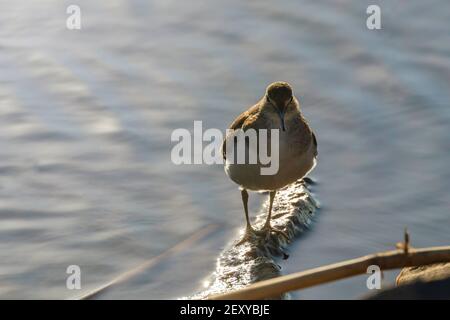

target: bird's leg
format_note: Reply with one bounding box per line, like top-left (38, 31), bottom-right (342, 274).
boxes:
top-left (236, 189), bottom-right (256, 245)
top-left (261, 190), bottom-right (289, 240)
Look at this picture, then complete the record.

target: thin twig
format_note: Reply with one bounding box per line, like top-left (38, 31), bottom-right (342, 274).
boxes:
top-left (73, 224), bottom-right (218, 300)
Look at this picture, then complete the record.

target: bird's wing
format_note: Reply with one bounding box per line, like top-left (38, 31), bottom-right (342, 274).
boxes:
top-left (311, 131), bottom-right (318, 157)
top-left (222, 103), bottom-right (260, 160)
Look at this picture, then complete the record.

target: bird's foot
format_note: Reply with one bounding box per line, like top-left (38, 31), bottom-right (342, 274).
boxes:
top-left (260, 224), bottom-right (289, 242)
top-left (236, 224), bottom-right (289, 246)
top-left (236, 226), bottom-right (258, 246)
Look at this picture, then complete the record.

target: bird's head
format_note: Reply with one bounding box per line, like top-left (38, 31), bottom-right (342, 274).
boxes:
top-left (265, 81), bottom-right (295, 131)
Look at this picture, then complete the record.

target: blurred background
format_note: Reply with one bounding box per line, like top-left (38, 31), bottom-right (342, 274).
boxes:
top-left (0, 0), bottom-right (449, 299)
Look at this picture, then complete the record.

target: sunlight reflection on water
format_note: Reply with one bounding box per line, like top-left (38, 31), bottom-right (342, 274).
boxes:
top-left (0, 0), bottom-right (449, 299)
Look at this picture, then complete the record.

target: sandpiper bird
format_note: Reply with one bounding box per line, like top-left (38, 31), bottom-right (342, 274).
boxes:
top-left (222, 82), bottom-right (318, 244)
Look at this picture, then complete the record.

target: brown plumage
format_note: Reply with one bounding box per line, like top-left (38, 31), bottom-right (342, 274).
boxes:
top-left (222, 81), bottom-right (318, 244)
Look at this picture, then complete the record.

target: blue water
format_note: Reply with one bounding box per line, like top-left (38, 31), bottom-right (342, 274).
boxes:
top-left (0, 0), bottom-right (449, 299)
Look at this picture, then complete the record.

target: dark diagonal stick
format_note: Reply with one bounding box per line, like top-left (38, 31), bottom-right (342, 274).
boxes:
top-left (74, 224), bottom-right (218, 300)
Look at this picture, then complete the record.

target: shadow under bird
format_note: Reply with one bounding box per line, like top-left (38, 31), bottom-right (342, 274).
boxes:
top-left (222, 81), bottom-right (318, 244)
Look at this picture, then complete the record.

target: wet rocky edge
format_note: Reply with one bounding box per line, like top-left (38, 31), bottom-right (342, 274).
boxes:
top-left (378, 263), bottom-right (450, 299)
top-left (367, 263), bottom-right (450, 299)
top-left (187, 179), bottom-right (319, 299)
top-left (396, 263), bottom-right (450, 285)
top-left (362, 261), bottom-right (450, 299)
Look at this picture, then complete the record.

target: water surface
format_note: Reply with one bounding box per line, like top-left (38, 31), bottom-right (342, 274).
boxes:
top-left (0, 0), bottom-right (449, 299)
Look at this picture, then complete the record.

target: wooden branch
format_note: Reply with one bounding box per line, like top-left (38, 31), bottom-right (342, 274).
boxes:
top-left (208, 245), bottom-right (450, 300)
